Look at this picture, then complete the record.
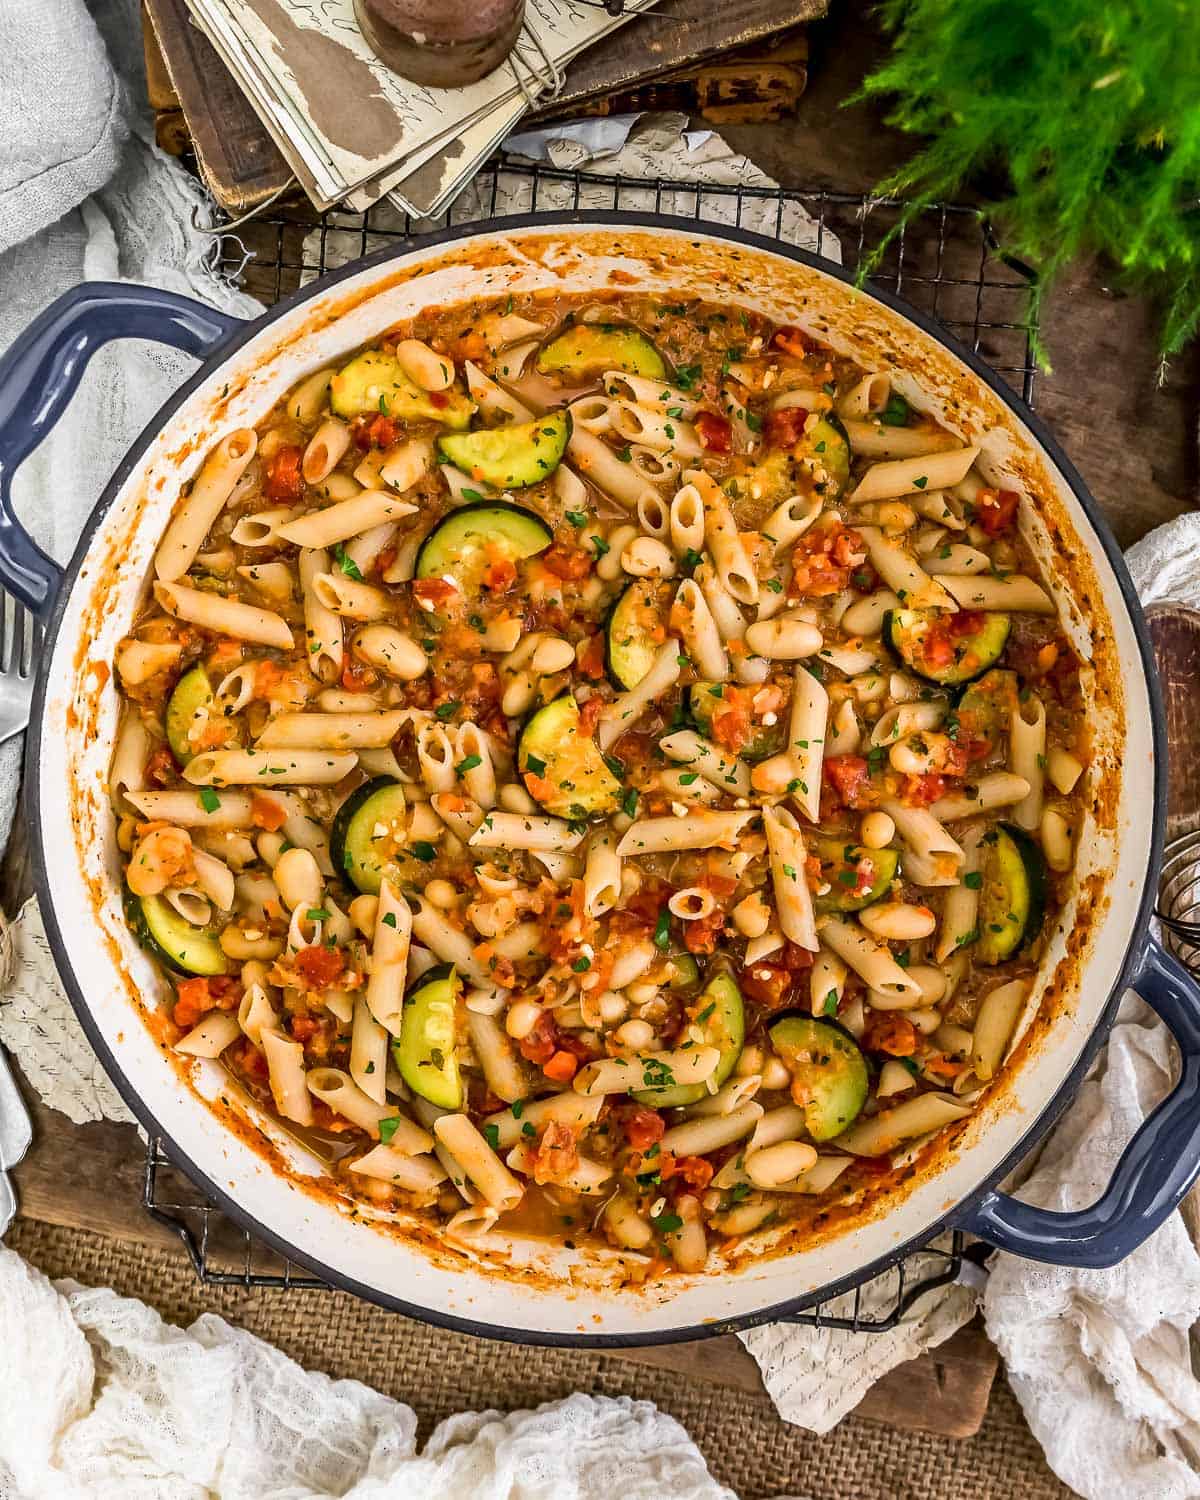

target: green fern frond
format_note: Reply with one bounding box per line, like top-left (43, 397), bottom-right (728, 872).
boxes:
top-left (853, 0), bottom-right (1200, 363)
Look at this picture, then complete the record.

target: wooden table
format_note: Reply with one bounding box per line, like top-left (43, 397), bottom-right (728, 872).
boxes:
top-left (5, 0), bottom-right (1196, 1444)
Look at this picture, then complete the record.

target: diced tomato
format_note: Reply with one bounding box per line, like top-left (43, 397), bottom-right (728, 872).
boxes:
top-left (577, 633), bottom-right (606, 680)
top-left (778, 940), bottom-right (816, 972)
top-left (771, 326), bottom-right (808, 358)
top-left (578, 695), bottom-right (603, 737)
top-left (263, 445), bottom-right (305, 502)
top-left (862, 1013), bottom-right (918, 1057)
top-left (250, 792), bottom-right (288, 831)
top-left (412, 577), bottom-right (459, 611)
top-left (294, 945), bottom-right (346, 990)
top-left (342, 655), bottom-right (378, 690)
top-left (708, 685), bottom-right (752, 755)
top-left (543, 1050), bottom-right (579, 1083)
top-left (620, 1106), bottom-right (666, 1153)
top-left (740, 961), bottom-right (795, 1010)
top-left (790, 521), bottom-right (867, 599)
top-left (660, 1151), bottom-right (714, 1190)
top-left (207, 975), bottom-right (240, 1008)
top-left (823, 754), bottom-right (873, 809)
top-left (676, 1154), bottom-right (714, 1190)
top-left (353, 413), bottom-right (400, 450)
top-left (764, 406), bottom-right (808, 449)
top-left (290, 1015), bottom-right (321, 1043)
top-left (530, 1119), bottom-right (580, 1184)
top-left (904, 772), bottom-right (948, 807)
top-left (482, 550), bottom-right (517, 593)
top-left (683, 907), bottom-right (725, 955)
top-left (694, 410), bottom-right (732, 453)
top-left (375, 545), bottom-right (398, 577)
top-left (949, 610), bottom-right (986, 638)
top-left (975, 488), bottom-right (1020, 537)
top-left (523, 770), bottom-right (557, 803)
top-left (173, 976), bottom-right (212, 1029)
top-left (233, 1038), bottom-right (269, 1080)
top-left (145, 744), bottom-right (177, 787)
top-left (451, 332), bottom-right (488, 364)
top-left (518, 1012), bottom-right (559, 1067)
top-left (923, 1053), bottom-right (964, 1079)
top-left (428, 390), bottom-right (449, 410)
top-left (208, 638), bottom-right (242, 667)
top-left (542, 543), bottom-right (592, 581)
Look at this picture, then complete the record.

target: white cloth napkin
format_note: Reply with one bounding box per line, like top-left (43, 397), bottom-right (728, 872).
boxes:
top-left (0, 1245), bottom-right (800, 1500)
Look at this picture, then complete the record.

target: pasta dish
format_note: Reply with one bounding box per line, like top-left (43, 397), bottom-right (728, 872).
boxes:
top-left (109, 292), bottom-right (1085, 1276)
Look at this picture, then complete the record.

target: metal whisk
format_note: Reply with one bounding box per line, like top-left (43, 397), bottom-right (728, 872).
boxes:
top-left (1157, 826), bottom-right (1200, 968)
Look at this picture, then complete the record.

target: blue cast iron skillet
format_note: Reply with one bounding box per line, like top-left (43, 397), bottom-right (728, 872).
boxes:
top-left (1, 213), bottom-right (1198, 1347)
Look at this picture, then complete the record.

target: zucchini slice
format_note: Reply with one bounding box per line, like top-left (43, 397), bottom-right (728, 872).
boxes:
top-left (633, 969), bottom-right (744, 1108)
top-left (125, 888), bottom-right (228, 977)
top-left (331, 777), bottom-right (408, 895)
top-left (688, 682), bottom-right (787, 763)
top-left (605, 578), bottom-right (671, 690)
top-left (394, 962), bottom-right (463, 1110)
top-left (768, 1014), bottom-right (868, 1141)
top-left (667, 952), bottom-right (702, 992)
top-left (884, 607), bottom-right (1011, 687)
top-left (438, 411), bottom-right (571, 489)
top-left (955, 668), bottom-right (1019, 757)
top-left (414, 501), bottom-right (552, 596)
top-left (537, 324), bottom-right (666, 381)
top-left (165, 664), bottom-right (215, 764)
top-left (795, 413), bottom-right (851, 498)
top-left (329, 349), bottom-right (473, 429)
top-left (814, 840), bottom-right (899, 914)
top-left (518, 694), bottom-right (621, 819)
top-left (976, 823), bottom-right (1047, 964)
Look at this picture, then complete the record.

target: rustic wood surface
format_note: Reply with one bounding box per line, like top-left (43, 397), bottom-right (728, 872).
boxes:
top-left (6, 0), bottom-right (1199, 1447)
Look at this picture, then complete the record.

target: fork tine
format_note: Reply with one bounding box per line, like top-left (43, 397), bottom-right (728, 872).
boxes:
top-left (24, 612), bottom-right (38, 678)
top-left (0, 593), bottom-right (9, 674)
top-left (12, 605), bottom-right (25, 680)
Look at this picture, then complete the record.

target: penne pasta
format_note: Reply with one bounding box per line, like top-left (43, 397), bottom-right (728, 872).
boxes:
top-left (849, 445), bottom-right (979, 503)
top-left (153, 581), bottom-right (293, 650)
top-left (155, 430), bottom-right (257, 581)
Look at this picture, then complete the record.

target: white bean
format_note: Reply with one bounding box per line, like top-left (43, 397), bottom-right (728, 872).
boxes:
top-left (860, 811), bottom-right (895, 850)
top-left (505, 999), bottom-right (544, 1040)
top-left (622, 536), bottom-right (676, 579)
top-left (531, 636), bottom-right (576, 675)
top-left (746, 1140), bottom-right (818, 1188)
top-left (859, 901), bottom-right (937, 941)
top-left (273, 847), bottom-right (323, 912)
top-left (744, 617), bottom-right (823, 660)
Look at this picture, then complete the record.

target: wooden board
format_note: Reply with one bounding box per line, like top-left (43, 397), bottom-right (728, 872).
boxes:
top-left (9, 1077), bottom-right (997, 1437)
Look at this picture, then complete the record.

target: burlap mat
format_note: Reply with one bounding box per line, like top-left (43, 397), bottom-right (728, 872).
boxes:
top-left (7, 1217), bottom-right (1070, 1500)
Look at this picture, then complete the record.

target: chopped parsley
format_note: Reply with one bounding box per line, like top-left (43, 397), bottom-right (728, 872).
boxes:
top-left (333, 542), bottom-right (363, 581)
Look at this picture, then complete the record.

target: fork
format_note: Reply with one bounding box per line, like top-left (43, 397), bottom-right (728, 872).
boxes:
top-left (0, 590), bottom-right (39, 746)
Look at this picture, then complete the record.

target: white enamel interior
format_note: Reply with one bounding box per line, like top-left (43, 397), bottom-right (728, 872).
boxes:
top-left (33, 223), bottom-right (1156, 1339)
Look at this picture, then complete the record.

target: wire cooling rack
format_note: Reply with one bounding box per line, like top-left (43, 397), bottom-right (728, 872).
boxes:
top-left (145, 157), bottom-right (1036, 1329)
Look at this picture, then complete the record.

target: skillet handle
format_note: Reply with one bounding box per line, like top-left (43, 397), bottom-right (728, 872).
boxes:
top-left (0, 282), bottom-right (243, 616)
top-left (954, 933), bottom-right (1200, 1268)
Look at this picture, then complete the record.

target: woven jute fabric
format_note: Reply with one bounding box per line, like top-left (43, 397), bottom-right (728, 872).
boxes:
top-left (7, 1217), bottom-right (1071, 1500)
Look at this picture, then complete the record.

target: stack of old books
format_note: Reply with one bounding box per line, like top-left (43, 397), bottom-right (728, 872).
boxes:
top-left (142, 0), bottom-right (824, 217)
